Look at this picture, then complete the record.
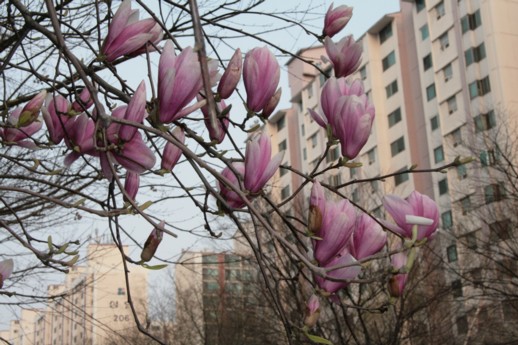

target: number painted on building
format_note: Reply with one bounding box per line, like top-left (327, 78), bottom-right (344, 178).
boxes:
top-left (113, 314), bottom-right (130, 322)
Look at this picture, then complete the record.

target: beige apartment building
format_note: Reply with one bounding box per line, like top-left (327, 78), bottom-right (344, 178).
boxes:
top-left (1, 242), bottom-right (148, 345)
top-left (267, 0), bottom-right (518, 343)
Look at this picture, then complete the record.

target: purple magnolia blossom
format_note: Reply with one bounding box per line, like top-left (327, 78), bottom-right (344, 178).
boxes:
top-left (383, 191), bottom-right (439, 241)
top-left (15, 90), bottom-right (47, 128)
top-left (244, 131), bottom-right (284, 194)
top-left (1, 108), bottom-right (42, 149)
top-left (161, 127), bottom-right (185, 171)
top-left (101, 0), bottom-right (162, 62)
top-left (309, 77), bottom-right (374, 160)
top-left (42, 94), bottom-right (71, 144)
top-left (124, 171), bottom-right (140, 202)
top-left (200, 98), bottom-right (230, 144)
top-left (63, 113), bottom-right (96, 167)
top-left (243, 47), bottom-right (280, 113)
top-left (71, 87), bottom-right (94, 113)
top-left (119, 81), bottom-right (147, 142)
top-left (217, 48), bottom-right (242, 100)
top-left (323, 3), bottom-right (353, 38)
top-left (0, 259), bottom-right (14, 289)
top-left (324, 36), bottom-right (362, 78)
top-left (218, 163), bottom-right (247, 209)
top-left (349, 213), bottom-right (387, 260)
top-left (158, 41), bottom-right (203, 123)
top-left (141, 221), bottom-right (165, 262)
top-left (314, 248), bottom-right (361, 294)
top-left (388, 252), bottom-right (408, 298)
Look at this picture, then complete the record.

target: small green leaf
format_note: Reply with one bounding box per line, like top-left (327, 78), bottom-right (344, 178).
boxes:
top-left (305, 333), bottom-right (333, 344)
top-left (56, 243), bottom-right (69, 254)
top-left (142, 263), bottom-right (168, 270)
top-left (139, 201), bottom-right (153, 211)
top-left (66, 255), bottom-right (80, 267)
top-left (47, 236), bottom-right (53, 252)
top-left (73, 198), bottom-right (86, 207)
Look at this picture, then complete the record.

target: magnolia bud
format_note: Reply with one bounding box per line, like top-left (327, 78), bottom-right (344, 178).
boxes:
top-left (141, 221), bottom-right (165, 262)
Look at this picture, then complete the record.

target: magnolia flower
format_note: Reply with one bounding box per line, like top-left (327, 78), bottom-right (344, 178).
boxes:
top-left (158, 41), bottom-right (203, 123)
top-left (71, 87), bottom-right (94, 113)
top-left (42, 94), bottom-right (71, 144)
top-left (217, 48), bottom-right (242, 100)
top-left (101, 0), bottom-right (162, 62)
top-left (0, 259), bottom-right (14, 289)
top-left (309, 77), bottom-right (374, 160)
top-left (244, 131), bottom-right (284, 194)
top-left (124, 172), bottom-right (140, 202)
top-left (349, 213), bottom-right (387, 260)
top-left (304, 295), bottom-right (321, 328)
top-left (261, 87), bottom-right (282, 119)
top-left (324, 36), bottom-right (362, 78)
top-left (388, 252), bottom-right (408, 298)
top-left (218, 132), bottom-right (283, 209)
top-left (161, 127), bottom-right (185, 171)
top-left (243, 47), bottom-right (280, 113)
top-left (323, 3), bottom-right (353, 38)
top-left (1, 108), bottom-right (42, 149)
top-left (314, 249), bottom-right (361, 294)
top-left (141, 221), bottom-right (164, 262)
top-left (119, 81), bottom-right (147, 142)
top-left (383, 191), bottom-right (439, 240)
top-left (15, 90), bottom-right (47, 127)
top-left (63, 113), bottom-right (96, 167)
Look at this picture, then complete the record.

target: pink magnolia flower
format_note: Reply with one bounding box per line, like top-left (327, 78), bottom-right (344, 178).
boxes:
top-left (101, 0), bottom-right (162, 62)
top-left (42, 94), bottom-right (71, 144)
top-left (124, 172), bottom-right (140, 202)
top-left (15, 90), bottom-right (47, 127)
top-left (349, 213), bottom-right (387, 260)
top-left (315, 248), bottom-right (361, 294)
top-left (1, 108), bottom-right (42, 149)
top-left (119, 81), bottom-right (147, 142)
top-left (243, 47), bottom-right (280, 113)
top-left (200, 99), bottom-right (229, 144)
top-left (141, 221), bottom-right (165, 262)
top-left (388, 252), bottom-right (408, 298)
top-left (309, 77), bottom-right (374, 160)
top-left (383, 191), bottom-right (439, 240)
top-left (63, 113), bottom-right (96, 167)
top-left (71, 87), bottom-right (94, 113)
top-left (323, 3), bottom-right (353, 38)
top-left (244, 131), bottom-right (284, 194)
top-left (158, 41), bottom-right (203, 123)
top-left (304, 294), bottom-right (321, 327)
top-left (218, 163), bottom-right (247, 209)
top-left (217, 48), bottom-right (242, 100)
top-left (161, 127), bottom-right (185, 171)
top-left (324, 36), bottom-right (362, 78)
top-left (0, 259), bottom-right (14, 289)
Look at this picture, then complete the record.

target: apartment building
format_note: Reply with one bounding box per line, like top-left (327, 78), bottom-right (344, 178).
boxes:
top-left (267, 0), bottom-right (518, 343)
top-left (2, 241), bottom-right (148, 345)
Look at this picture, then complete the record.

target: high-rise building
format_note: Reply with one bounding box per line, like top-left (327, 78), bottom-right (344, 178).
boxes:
top-left (2, 242), bottom-right (148, 345)
top-left (267, 0), bottom-right (518, 343)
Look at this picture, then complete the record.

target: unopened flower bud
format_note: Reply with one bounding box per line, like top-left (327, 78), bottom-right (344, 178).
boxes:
top-left (17, 90), bottom-right (47, 127)
top-left (304, 294), bottom-right (321, 328)
top-left (141, 221), bottom-right (164, 262)
top-left (308, 205), bottom-right (323, 234)
top-left (217, 48), bottom-right (242, 100)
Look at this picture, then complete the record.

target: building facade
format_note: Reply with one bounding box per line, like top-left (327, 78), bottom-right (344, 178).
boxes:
top-left (267, 0), bottom-right (518, 344)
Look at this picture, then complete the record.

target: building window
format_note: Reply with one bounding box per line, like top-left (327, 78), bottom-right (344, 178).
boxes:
top-left (367, 147), bottom-right (376, 165)
top-left (465, 231), bottom-right (478, 249)
top-left (416, 0), bottom-right (425, 12)
top-left (441, 210), bottom-right (453, 229)
top-left (439, 31), bottom-right (449, 50)
top-left (461, 9), bottom-right (482, 33)
top-left (310, 132), bottom-right (318, 148)
top-left (388, 108), bottom-right (402, 127)
top-left (307, 83), bottom-right (314, 99)
top-left (438, 178), bottom-right (449, 195)
top-left (394, 168), bottom-right (409, 186)
top-left (326, 145), bottom-right (340, 163)
top-left (278, 140), bottom-right (287, 152)
top-left (420, 24), bottom-right (429, 40)
top-left (382, 51), bottom-right (396, 71)
top-left (465, 43), bottom-right (486, 66)
top-left (301, 124), bottom-right (305, 136)
top-left (451, 127), bottom-right (462, 146)
top-left (474, 110), bottom-right (496, 132)
top-left (279, 167), bottom-right (288, 176)
top-left (297, 100), bottom-right (303, 113)
top-left (460, 196), bottom-right (471, 214)
top-left (303, 148), bottom-right (307, 160)
top-left (457, 316), bottom-right (468, 335)
top-left (434, 145), bottom-right (444, 163)
top-left (379, 22), bottom-right (393, 44)
top-left (489, 219), bottom-right (511, 241)
top-left (430, 115), bottom-right (440, 130)
top-left (370, 179), bottom-right (379, 192)
top-left (446, 95), bottom-right (457, 114)
top-left (484, 183), bottom-right (505, 204)
top-left (435, 1), bottom-right (445, 19)
top-left (385, 80), bottom-right (398, 98)
top-left (469, 76), bottom-right (491, 99)
top-left (390, 136), bottom-right (405, 156)
top-left (280, 185), bottom-right (290, 200)
top-left (480, 148), bottom-right (499, 166)
top-left (352, 189), bottom-right (360, 203)
top-left (276, 115), bottom-right (285, 131)
top-left (443, 63), bottom-right (453, 82)
top-left (117, 288), bottom-right (125, 296)
top-left (359, 65), bottom-right (367, 80)
top-left (426, 83), bottom-right (436, 101)
top-left (329, 174), bottom-right (341, 187)
top-left (423, 53), bottom-right (433, 71)
top-left (452, 280), bottom-right (463, 297)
